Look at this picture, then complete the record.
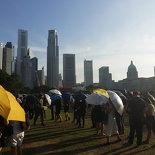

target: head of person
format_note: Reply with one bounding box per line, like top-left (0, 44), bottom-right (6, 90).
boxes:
top-left (133, 91), bottom-right (140, 97)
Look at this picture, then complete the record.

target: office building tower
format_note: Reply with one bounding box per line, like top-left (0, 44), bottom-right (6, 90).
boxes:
top-left (84, 59), bottom-right (93, 87)
top-left (0, 43), bottom-right (3, 70)
top-left (31, 56), bottom-right (38, 87)
top-left (2, 42), bottom-right (15, 75)
top-left (99, 66), bottom-right (112, 89)
top-left (63, 54), bottom-right (76, 86)
top-left (38, 67), bottom-right (45, 86)
top-left (16, 29), bottom-right (28, 77)
top-left (22, 53), bottom-right (33, 88)
top-left (47, 30), bottom-right (59, 88)
top-left (58, 73), bottom-right (63, 88)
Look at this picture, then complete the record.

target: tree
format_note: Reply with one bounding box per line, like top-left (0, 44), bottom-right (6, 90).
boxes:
top-left (0, 69), bottom-right (23, 94)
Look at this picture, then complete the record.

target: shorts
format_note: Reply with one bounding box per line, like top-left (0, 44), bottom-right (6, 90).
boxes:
top-left (7, 132), bottom-right (24, 147)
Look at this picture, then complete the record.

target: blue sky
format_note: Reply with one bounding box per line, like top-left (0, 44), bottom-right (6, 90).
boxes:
top-left (1, 0), bottom-right (155, 83)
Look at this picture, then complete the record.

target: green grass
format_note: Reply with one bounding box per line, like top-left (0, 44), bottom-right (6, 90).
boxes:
top-left (2, 108), bottom-right (155, 155)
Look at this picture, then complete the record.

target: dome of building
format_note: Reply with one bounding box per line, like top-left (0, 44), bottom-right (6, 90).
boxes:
top-left (127, 60), bottom-right (138, 79)
top-left (127, 60), bottom-right (137, 72)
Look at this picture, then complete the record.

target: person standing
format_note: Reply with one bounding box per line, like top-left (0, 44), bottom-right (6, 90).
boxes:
top-left (33, 94), bottom-right (45, 126)
top-left (77, 100), bottom-right (87, 128)
top-left (104, 102), bottom-right (122, 145)
top-left (0, 115), bottom-right (7, 155)
top-left (91, 105), bottom-right (96, 128)
top-left (126, 91), bottom-right (146, 147)
top-left (7, 120), bottom-right (29, 155)
top-left (54, 99), bottom-right (63, 122)
top-left (63, 95), bottom-right (72, 121)
top-left (94, 105), bottom-right (107, 135)
top-left (144, 93), bottom-right (155, 144)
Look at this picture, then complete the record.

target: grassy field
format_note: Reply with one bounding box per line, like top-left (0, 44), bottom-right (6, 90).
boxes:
top-left (2, 108), bottom-right (155, 155)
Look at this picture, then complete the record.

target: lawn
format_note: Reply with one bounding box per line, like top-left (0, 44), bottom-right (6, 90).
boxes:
top-left (2, 108), bottom-right (155, 155)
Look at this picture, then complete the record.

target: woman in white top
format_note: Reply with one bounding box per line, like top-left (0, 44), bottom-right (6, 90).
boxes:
top-left (104, 102), bottom-right (122, 145)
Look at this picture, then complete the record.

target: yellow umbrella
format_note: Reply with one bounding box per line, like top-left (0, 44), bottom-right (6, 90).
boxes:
top-left (0, 85), bottom-right (25, 122)
top-left (93, 88), bottom-right (109, 98)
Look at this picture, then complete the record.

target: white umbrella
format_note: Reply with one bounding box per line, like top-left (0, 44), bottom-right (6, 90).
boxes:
top-left (49, 89), bottom-right (62, 95)
top-left (107, 90), bottom-right (124, 115)
top-left (85, 93), bottom-right (109, 105)
top-left (44, 94), bottom-right (51, 106)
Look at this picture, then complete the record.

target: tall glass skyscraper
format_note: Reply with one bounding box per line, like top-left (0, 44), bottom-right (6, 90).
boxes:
top-left (47, 30), bottom-right (59, 88)
top-left (84, 59), bottom-right (93, 87)
top-left (63, 54), bottom-right (76, 87)
top-left (16, 29), bottom-right (28, 77)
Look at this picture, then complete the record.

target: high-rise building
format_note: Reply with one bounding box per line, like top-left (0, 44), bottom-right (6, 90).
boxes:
top-left (38, 67), bottom-right (45, 86)
top-left (63, 54), bottom-right (76, 87)
top-left (2, 42), bottom-right (15, 75)
top-left (0, 43), bottom-right (3, 70)
top-left (16, 29), bottom-right (28, 77)
top-left (84, 59), bottom-right (93, 87)
top-left (47, 30), bottom-right (59, 88)
top-left (22, 53), bottom-right (33, 88)
top-left (31, 57), bottom-right (38, 87)
top-left (99, 66), bottom-right (112, 89)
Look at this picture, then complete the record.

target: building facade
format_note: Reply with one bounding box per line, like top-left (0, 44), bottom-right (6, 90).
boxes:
top-left (115, 61), bottom-right (155, 92)
top-left (16, 29), bottom-right (28, 77)
top-left (99, 66), bottom-right (112, 89)
top-left (84, 59), bottom-right (93, 87)
top-left (63, 54), bottom-right (76, 87)
top-left (2, 42), bottom-right (15, 75)
top-left (31, 57), bottom-right (38, 87)
top-left (47, 30), bottom-right (59, 88)
top-left (38, 67), bottom-right (45, 86)
top-left (0, 43), bottom-right (3, 70)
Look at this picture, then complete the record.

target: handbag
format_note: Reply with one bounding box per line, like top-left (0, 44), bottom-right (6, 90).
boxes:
top-left (2, 125), bottom-right (13, 137)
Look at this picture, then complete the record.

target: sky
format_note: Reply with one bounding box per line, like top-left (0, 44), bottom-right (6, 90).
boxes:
top-left (1, 0), bottom-right (155, 83)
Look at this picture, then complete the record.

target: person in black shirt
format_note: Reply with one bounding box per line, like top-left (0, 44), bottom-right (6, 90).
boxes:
top-left (0, 115), bottom-right (7, 154)
top-left (126, 91), bottom-right (146, 146)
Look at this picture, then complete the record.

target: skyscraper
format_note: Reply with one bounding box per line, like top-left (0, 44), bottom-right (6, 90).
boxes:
top-left (99, 66), bottom-right (112, 89)
top-left (0, 43), bottom-right (3, 70)
top-left (38, 67), bottom-right (45, 86)
top-left (2, 42), bottom-right (15, 75)
top-left (84, 59), bottom-right (93, 87)
top-left (31, 57), bottom-right (38, 87)
top-left (47, 30), bottom-right (59, 88)
top-left (63, 54), bottom-right (76, 87)
top-left (16, 29), bottom-right (28, 77)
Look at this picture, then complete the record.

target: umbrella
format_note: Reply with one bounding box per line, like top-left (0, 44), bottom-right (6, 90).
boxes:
top-left (44, 94), bottom-right (51, 106)
top-left (62, 92), bottom-right (72, 101)
top-left (49, 89), bottom-right (62, 95)
top-left (50, 94), bottom-right (62, 102)
top-left (85, 93), bottom-right (109, 105)
top-left (72, 93), bottom-right (87, 102)
top-left (93, 88), bottom-right (109, 98)
top-left (107, 90), bottom-right (124, 115)
top-left (0, 85), bottom-right (25, 122)
top-left (112, 90), bottom-right (127, 106)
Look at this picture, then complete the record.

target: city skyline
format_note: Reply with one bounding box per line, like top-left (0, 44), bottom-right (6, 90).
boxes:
top-left (1, 0), bottom-right (155, 83)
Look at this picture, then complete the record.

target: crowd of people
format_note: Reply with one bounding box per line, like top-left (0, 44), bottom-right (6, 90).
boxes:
top-left (1, 89), bottom-right (155, 154)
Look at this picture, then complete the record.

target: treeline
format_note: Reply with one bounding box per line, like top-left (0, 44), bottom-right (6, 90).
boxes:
top-left (0, 69), bottom-right (50, 95)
